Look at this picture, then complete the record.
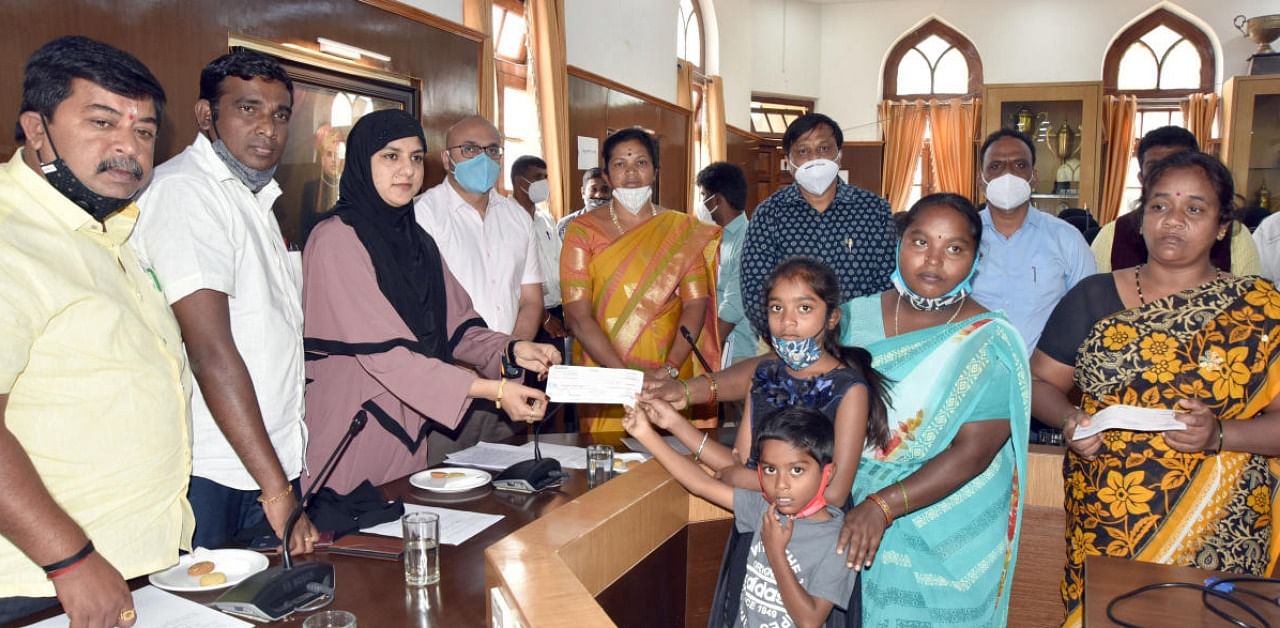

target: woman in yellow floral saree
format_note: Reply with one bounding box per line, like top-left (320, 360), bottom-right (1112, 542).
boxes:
top-left (561, 129), bottom-right (720, 431)
top-left (1032, 152), bottom-right (1280, 627)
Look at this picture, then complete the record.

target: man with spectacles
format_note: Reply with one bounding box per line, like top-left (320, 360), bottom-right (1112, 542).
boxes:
top-left (413, 115), bottom-right (544, 461)
top-left (739, 113), bottom-right (897, 339)
top-left (971, 129), bottom-right (1095, 351)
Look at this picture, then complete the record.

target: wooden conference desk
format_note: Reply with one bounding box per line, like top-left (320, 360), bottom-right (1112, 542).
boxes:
top-left (1085, 556), bottom-right (1280, 627)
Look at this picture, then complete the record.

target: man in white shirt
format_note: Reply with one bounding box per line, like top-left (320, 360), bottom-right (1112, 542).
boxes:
top-left (510, 155), bottom-right (567, 341)
top-left (132, 50), bottom-right (316, 554)
top-left (415, 116), bottom-right (544, 460)
top-left (1256, 212), bottom-right (1280, 283)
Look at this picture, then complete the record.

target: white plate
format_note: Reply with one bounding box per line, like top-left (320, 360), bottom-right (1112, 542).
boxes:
top-left (612, 452), bottom-right (649, 473)
top-left (410, 467), bottom-right (493, 493)
top-left (148, 548), bottom-right (269, 592)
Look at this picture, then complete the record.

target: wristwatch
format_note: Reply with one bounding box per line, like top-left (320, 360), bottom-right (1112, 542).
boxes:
top-left (663, 363), bottom-right (680, 379)
top-left (501, 340), bottom-right (524, 379)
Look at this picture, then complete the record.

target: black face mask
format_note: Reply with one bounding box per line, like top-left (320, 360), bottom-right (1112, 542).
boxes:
top-left (37, 117), bottom-right (140, 222)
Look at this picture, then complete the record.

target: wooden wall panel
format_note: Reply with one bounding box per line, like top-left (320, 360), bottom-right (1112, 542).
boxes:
top-left (841, 141), bottom-right (884, 197)
top-left (568, 67), bottom-right (691, 213)
top-left (725, 125), bottom-right (764, 213)
top-left (0, 0), bottom-right (481, 191)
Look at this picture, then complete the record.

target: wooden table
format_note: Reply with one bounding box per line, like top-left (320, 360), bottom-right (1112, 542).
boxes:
top-left (1084, 556), bottom-right (1280, 627)
top-left (17, 432), bottom-right (620, 627)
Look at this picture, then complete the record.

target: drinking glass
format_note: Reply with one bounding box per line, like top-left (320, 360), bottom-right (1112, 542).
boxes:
top-left (302, 610), bottom-right (357, 628)
top-left (587, 444), bottom-right (614, 487)
top-left (402, 512), bottom-right (441, 586)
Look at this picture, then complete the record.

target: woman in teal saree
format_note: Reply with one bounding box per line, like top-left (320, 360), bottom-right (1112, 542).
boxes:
top-left (838, 193), bottom-right (1030, 627)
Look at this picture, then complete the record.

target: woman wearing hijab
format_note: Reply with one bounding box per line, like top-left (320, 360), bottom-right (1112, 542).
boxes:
top-left (302, 109), bottom-right (559, 493)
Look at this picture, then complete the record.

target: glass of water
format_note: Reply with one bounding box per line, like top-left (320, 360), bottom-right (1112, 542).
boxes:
top-left (587, 444), bottom-right (614, 487)
top-left (302, 610), bottom-right (357, 628)
top-left (402, 512), bottom-right (440, 586)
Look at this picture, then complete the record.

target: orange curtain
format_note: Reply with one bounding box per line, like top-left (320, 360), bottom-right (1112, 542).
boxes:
top-left (927, 98), bottom-right (981, 200)
top-left (879, 100), bottom-right (929, 212)
top-left (1099, 95), bottom-right (1138, 225)
top-left (705, 75), bottom-right (727, 163)
top-left (463, 0), bottom-right (496, 121)
top-left (677, 61), bottom-right (697, 213)
top-left (1180, 92), bottom-right (1219, 152)
top-left (527, 0), bottom-right (571, 219)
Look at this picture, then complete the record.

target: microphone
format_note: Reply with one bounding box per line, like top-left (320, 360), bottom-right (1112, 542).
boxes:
top-left (212, 410), bottom-right (368, 622)
top-left (680, 325), bottom-right (714, 372)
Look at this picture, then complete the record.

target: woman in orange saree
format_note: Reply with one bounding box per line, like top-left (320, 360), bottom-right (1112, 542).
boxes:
top-left (1031, 152), bottom-right (1280, 627)
top-left (561, 128), bottom-right (720, 431)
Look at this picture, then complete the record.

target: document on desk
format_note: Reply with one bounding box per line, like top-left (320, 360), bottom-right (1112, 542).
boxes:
top-left (361, 504), bottom-right (503, 545)
top-left (27, 585), bottom-right (251, 627)
top-left (513, 441), bottom-right (588, 469)
top-left (444, 441), bottom-right (535, 471)
top-left (545, 365), bottom-right (643, 406)
top-left (1071, 405), bottom-right (1186, 440)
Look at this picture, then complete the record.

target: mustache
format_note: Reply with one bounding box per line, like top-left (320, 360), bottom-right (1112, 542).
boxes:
top-left (96, 157), bottom-right (144, 180)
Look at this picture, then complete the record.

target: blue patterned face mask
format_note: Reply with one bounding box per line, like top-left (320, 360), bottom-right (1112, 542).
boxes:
top-left (771, 334), bottom-right (823, 370)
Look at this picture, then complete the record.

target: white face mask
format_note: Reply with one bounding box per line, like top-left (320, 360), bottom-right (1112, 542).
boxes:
top-left (694, 195), bottom-right (718, 224)
top-left (585, 197), bottom-right (609, 209)
top-left (526, 178), bottom-right (550, 204)
top-left (791, 157), bottom-right (840, 196)
top-left (983, 172), bottom-right (1033, 210)
top-left (612, 186), bottom-right (652, 214)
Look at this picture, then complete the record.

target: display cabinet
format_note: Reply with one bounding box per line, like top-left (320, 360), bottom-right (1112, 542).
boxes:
top-left (981, 82), bottom-right (1104, 213)
top-left (1221, 75), bottom-right (1280, 212)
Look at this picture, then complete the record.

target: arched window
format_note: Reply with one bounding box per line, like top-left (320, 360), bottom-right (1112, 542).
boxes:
top-left (883, 20), bottom-right (982, 207)
top-left (677, 0), bottom-right (704, 70)
top-left (883, 20), bottom-right (982, 100)
top-left (1103, 8), bottom-right (1215, 213)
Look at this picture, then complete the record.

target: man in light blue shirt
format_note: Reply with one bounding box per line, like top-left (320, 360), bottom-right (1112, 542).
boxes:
top-left (972, 129), bottom-right (1095, 350)
top-left (697, 162), bottom-right (754, 366)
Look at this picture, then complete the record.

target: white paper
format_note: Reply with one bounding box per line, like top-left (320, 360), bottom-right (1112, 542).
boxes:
top-left (513, 441), bottom-right (588, 469)
top-left (1071, 405), bottom-right (1186, 440)
top-left (26, 585), bottom-right (251, 627)
top-left (545, 365), bottom-right (643, 406)
top-left (622, 435), bottom-right (692, 456)
top-left (444, 441), bottom-right (537, 471)
top-left (361, 503), bottom-right (503, 545)
top-left (576, 136), bottom-right (599, 170)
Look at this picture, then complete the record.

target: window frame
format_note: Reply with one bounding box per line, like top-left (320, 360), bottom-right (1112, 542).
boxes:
top-left (677, 0), bottom-right (706, 73)
top-left (749, 95), bottom-right (814, 139)
top-left (1103, 8), bottom-right (1214, 99)
top-left (882, 19), bottom-right (983, 100)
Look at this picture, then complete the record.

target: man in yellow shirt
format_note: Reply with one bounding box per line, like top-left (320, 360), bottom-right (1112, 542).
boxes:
top-left (0, 37), bottom-right (193, 627)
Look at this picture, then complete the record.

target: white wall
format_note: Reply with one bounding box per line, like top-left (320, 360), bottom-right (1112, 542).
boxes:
top-left (752, 0), bottom-right (823, 101)
top-left (565, 0), bottom-right (680, 104)
top-left (713, 0), bottom-right (757, 129)
top-left (816, 0), bottom-right (1277, 140)
top-left (392, 0), bottom-right (463, 24)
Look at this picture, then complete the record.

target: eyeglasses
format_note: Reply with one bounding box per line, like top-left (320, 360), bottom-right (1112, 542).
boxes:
top-left (448, 142), bottom-right (503, 160)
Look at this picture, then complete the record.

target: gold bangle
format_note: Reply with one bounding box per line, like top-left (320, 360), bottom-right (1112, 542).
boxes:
top-left (257, 484), bottom-right (293, 505)
top-left (897, 482), bottom-right (909, 515)
top-left (679, 379), bottom-right (692, 408)
top-left (707, 373), bottom-right (719, 405)
top-left (867, 493), bottom-right (893, 526)
top-left (496, 378), bottom-right (506, 411)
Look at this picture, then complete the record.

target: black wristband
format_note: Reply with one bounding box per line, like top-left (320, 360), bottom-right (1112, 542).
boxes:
top-left (506, 340), bottom-right (519, 365)
top-left (42, 540), bottom-right (94, 574)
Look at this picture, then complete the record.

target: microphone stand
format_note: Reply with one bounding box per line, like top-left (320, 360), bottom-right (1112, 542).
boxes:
top-left (680, 325), bottom-right (714, 372)
top-left (213, 410), bottom-right (368, 621)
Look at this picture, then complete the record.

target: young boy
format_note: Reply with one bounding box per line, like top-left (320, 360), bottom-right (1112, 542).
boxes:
top-left (624, 401), bottom-right (857, 628)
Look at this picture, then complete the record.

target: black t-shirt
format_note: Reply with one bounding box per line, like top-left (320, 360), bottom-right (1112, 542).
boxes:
top-left (1036, 273), bottom-right (1125, 366)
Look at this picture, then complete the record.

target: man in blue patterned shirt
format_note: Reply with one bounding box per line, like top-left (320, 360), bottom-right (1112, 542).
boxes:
top-left (739, 113), bottom-right (897, 338)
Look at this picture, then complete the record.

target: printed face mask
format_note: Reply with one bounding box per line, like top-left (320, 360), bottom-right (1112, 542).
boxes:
top-left (38, 117), bottom-right (138, 221)
top-left (771, 334), bottom-right (823, 370)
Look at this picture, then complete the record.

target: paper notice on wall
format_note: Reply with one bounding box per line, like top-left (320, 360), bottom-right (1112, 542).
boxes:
top-left (577, 136), bottom-right (599, 170)
top-left (838, 170), bottom-right (849, 184)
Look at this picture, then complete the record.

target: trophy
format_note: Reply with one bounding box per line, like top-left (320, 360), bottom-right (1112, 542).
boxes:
top-left (1235, 14), bottom-right (1280, 55)
top-left (1043, 122), bottom-right (1081, 195)
top-left (1009, 106), bottom-right (1048, 136)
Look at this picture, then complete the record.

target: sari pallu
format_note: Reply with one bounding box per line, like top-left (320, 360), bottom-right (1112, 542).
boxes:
top-left (855, 314), bottom-right (1030, 628)
top-left (561, 211), bottom-right (721, 431)
top-left (1062, 276), bottom-right (1280, 628)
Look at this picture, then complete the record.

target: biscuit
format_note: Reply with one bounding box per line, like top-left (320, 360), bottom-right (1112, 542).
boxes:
top-left (186, 561), bottom-right (215, 576)
top-left (430, 471), bottom-right (448, 478)
top-left (198, 572), bottom-right (227, 586)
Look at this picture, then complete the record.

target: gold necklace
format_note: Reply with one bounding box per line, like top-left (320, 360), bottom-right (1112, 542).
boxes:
top-left (893, 292), bottom-right (966, 336)
top-left (1135, 263), bottom-right (1223, 305)
top-left (609, 200), bottom-right (659, 235)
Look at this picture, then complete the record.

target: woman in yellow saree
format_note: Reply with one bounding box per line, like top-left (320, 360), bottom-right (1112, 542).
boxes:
top-left (561, 128), bottom-right (721, 431)
top-left (1031, 152), bottom-right (1280, 627)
